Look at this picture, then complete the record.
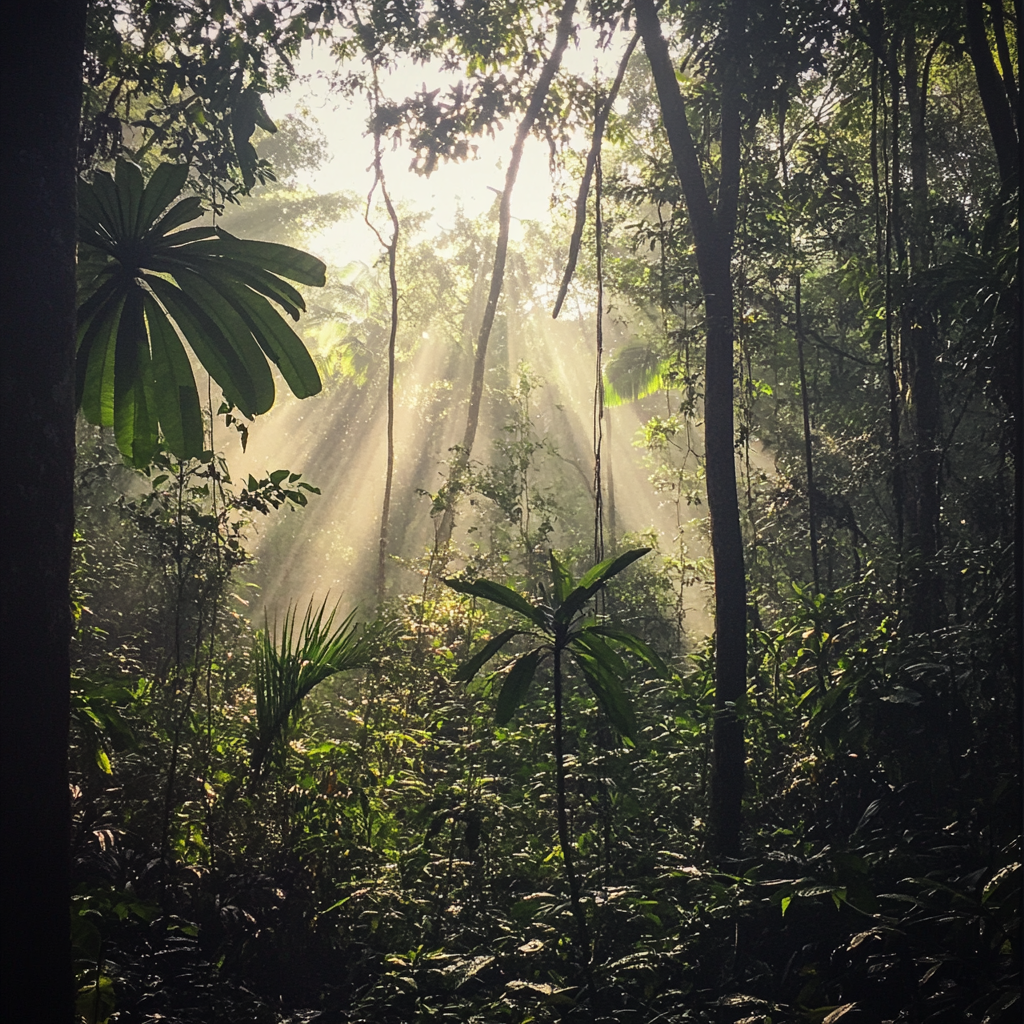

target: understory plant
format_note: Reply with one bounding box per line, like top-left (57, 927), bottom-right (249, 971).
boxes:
top-left (445, 548), bottom-right (669, 957)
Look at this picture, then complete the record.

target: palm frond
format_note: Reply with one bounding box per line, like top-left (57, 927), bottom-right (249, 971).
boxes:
top-left (249, 598), bottom-right (368, 782)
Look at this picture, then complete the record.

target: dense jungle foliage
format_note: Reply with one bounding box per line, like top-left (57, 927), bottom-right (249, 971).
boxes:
top-left (24, 0), bottom-right (1022, 1021)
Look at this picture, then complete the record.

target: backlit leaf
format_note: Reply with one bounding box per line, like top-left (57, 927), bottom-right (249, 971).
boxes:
top-left (495, 650), bottom-right (542, 725)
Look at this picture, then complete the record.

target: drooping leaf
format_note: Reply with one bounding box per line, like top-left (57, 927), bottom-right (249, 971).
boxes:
top-left (570, 640), bottom-right (637, 740)
top-left (79, 292), bottom-right (125, 427)
top-left (171, 268), bottom-right (277, 412)
top-left (145, 275), bottom-right (264, 417)
top-left (495, 650), bottom-right (543, 725)
top-left (588, 625), bottom-right (671, 678)
top-left (113, 285), bottom-right (158, 466)
top-left (144, 293), bottom-right (204, 459)
top-left (214, 229), bottom-right (327, 286)
top-left (572, 631), bottom-right (630, 681)
top-left (200, 269), bottom-right (321, 397)
top-left (453, 628), bottom-right (522, 682)
top-left (444, 577), bottom-right (547, 628)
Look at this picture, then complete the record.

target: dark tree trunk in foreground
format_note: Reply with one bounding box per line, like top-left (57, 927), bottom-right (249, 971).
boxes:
top-left (636, 0), bottom-right (747, 858)
top-left (1, 3), bottom-right (86, 1020)
top-left (963, 0), bottom-right (1019, 188)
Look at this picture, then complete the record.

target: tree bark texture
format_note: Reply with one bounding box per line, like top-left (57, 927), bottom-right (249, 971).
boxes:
top-left (1, 2), bottom-right (87, 1020)
top-left (635, 0), bottom-right (747, 858)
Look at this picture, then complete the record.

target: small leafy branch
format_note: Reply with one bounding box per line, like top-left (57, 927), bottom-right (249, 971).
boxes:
top-left (445, 548), bottom-right (668, 958)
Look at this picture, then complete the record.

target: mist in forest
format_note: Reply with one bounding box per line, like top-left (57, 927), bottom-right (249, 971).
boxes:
top-left (217, 154), bottom-right (713, 630)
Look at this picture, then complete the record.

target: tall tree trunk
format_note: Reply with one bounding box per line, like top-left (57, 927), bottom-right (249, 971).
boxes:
top-left (434, 0), bottom-right (577, 550)
top-left (635, 0), bottom-right (747, 859)
top-left (1, 3), bottom-right (87, 1020)
top-left (794, 278), bottom-right (821, 592)
top-left (904, 33), bottom-right (942, 631)
top-left (964, 0), bottom-right (1020, 186)
top-left (366, 100), bottom-right (400, 606)
top-left (552, 648), bottom-right (589, 957)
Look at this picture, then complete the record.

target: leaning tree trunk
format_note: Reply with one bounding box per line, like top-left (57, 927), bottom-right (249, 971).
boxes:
top-left (434, 0), bottom-right (577, 550)
top-left (636, 0), bottom-right (747, 858)
top-left (1, 2), bottom-right (87, 1021)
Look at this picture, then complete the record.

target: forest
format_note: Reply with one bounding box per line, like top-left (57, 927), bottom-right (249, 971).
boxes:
top-left (0, 0), bottom-right (1019, 1022)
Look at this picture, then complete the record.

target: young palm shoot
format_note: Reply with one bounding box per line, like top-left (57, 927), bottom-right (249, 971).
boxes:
top-left (249, 598), bottom-right (369, 788)
top-left (445, 548), bottom-right (668, 959)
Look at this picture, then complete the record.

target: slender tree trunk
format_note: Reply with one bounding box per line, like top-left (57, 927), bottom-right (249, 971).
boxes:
top-left (434, 0), bottom-right (577, 549)
top-left (904, 34), bottom-right (942, 630)
top-left (635, 0), bottom-right (747, 859)
top-left (1, 3), bottom-right (87, 1020)
top-left (366, 105), bottom-right (400, 605)
top-left (964, 0), bottom-right (1020, 186)
top-left (794, 278), bottom-right (821, 592)
top-left (593, 140), bottom-right (606, 564)
top-left (553, 648), bottom-right (589, 957)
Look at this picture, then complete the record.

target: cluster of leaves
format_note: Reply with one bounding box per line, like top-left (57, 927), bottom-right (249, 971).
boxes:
top-left (77, 159), bottom-right (325, 467)
top-left (68, 453), bottom-right (1020, 1021)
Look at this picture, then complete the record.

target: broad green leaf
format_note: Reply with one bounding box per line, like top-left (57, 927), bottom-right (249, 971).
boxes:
top-left (79, 293), bottom-right (125, 426)
top-left (578, 548), bottom-right (651, 591)
top-left (144, 293), bottom-right (204, 459)
top-left (113, 286), bottom-right (157, 466)
top-left (76, 275), bottom-right (121, 343)
top-left (549, 551), bottom-right (574, 605)
top-left (171, 268), bottom-right (276, 413)
top-left (214, 229), bottom-right (327, 286)
top-left (495, 650), bottom-right (542, 725)
top-left (557, 548), bottom-right (651, 624)
top-left (215, 261), bottom-right (307, 319)
top-left (588, 625), bottom-right (670, 678)
top-left (453, 628), bottom-right (521, 682)
top-left (154, 225), bottom-right (219, 249)
top-left (572, 632), bottom-right (630, 681)
top-left (570, 642), bottom-right (637, 740)
top-left (91, 170), bottom-right (125, 238)
top-left (136, 162), bottom-right (190, 232)
top-left (77, 162), bottom-right (326, 468)
top-left (444, 577), bottom-right (546, 627)
top-left (115, 159), bottom-right (146, 237)
top-left (146, 275), bottom-right (262, 416)
top-left (146, 196), bottom-right (205, 240)
top-left (199, 269), bottom-right (321, 397)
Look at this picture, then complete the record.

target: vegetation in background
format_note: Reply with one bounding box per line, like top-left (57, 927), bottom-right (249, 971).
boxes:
top-left (3, 0), bottom-right (1018, 1021)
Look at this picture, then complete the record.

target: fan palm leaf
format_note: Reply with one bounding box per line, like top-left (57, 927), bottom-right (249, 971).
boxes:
top-left (77, 159), bottom-right (326, 467)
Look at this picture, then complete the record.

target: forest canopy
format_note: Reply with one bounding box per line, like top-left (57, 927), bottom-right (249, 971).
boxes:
top-left (0, 1), bottom-right (1019, 1022)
